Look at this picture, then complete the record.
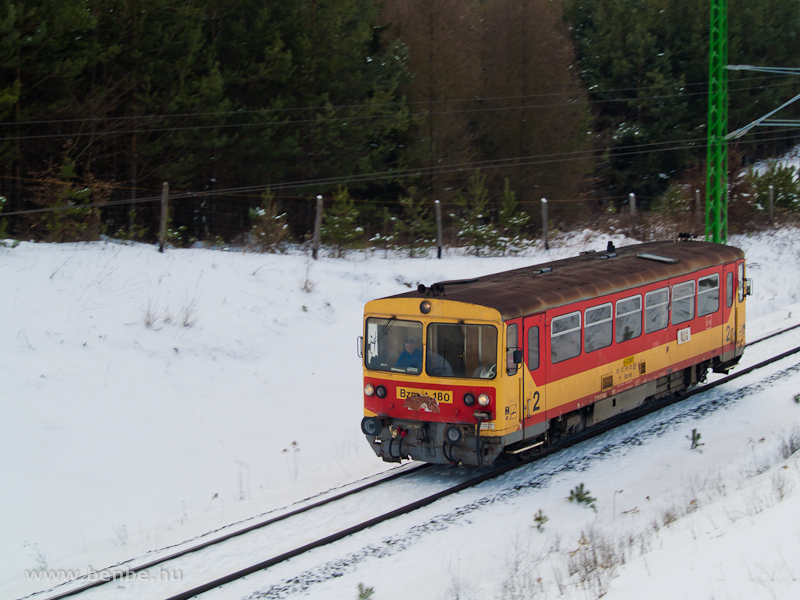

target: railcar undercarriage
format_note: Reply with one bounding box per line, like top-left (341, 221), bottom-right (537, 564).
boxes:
top-left (364, 355), bottom-right (742, 467)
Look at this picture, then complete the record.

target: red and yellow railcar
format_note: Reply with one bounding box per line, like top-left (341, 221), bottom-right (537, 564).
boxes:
top-left (360, 240), bottom-right (752, 466)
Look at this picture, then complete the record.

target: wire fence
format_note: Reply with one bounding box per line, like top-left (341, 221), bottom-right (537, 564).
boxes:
top-left (0, 185), bottom-right (610, 249)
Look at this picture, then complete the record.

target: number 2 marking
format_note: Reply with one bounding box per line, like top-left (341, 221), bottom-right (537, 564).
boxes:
top-left (527, 391), bottom-right (541, 417)
top-left (726, 325), bottom-right (731, 343)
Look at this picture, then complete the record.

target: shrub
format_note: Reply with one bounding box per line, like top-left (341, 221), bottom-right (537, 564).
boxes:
top-left (687, 428), bottom-right (704, 450)
top-left (568, 483), bottom-right (597, 511)
top-left (27, 157), bottom-right (111, 242)
top-left (533, 508), bottom-right (548, 531)
top-left (452, 170), bottom-right (501, 256)
top-left (357, 583), bottom-right (374, 599)
top-left (246, 191), bottom-right (291, 252)
top-left (746, 162), bottom-right (800, 211)
top-left (393, 188), bottom-right (436, 257)
top-left (497, 179), bottom-right (530, 255)
top-left (322, 186), bottom-right (362, 257)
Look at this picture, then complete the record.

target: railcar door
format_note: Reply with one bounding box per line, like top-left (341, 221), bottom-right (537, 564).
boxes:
top-left (723, 262), bottom-right (737, 351)
top-left (521, 314), bottom-right (546, 438)
top-left (735, 260), bottom-right (747, 349)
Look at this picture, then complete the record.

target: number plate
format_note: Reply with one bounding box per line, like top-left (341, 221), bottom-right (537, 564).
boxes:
top-left (397, 387), bottom-right (453, 404)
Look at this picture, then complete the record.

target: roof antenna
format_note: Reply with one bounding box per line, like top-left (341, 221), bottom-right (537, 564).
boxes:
top-left (607, 241), bottom-right (616, 253)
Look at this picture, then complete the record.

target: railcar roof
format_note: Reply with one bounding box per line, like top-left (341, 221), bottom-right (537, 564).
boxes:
top-left (389, 240), bottom-right (744, 320)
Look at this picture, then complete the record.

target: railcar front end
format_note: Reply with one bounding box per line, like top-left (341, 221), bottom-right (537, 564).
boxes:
top-left (360, 297), bottom-right (516, 466)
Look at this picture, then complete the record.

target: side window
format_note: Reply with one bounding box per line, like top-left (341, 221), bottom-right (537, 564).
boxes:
top-left (585, 304), bottom-right (612, 353)
top-left (507, 323), bottom-right (519, 375)
top-left (738, 263), bottom-right (744, 302)
top-left (726, 272), bottom-right (734, 308)
top-left (551, 312), bottom-right (581, 364)
top-left (527, 326), bottom-right (540, 370)
top-left (645, 288), bottom-right (669, 333)
top-left (672, 281), bottom-right (695, 325)
top-left (698, 273), bottom-right (720, 316)
top-left (615, 295), bottom-right (642, 343)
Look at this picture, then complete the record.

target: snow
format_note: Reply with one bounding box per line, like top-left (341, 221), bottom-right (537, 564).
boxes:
top-left (2, 228), bottom-right (800, 600)
top-left (750, 143), bottom-right (800, 178)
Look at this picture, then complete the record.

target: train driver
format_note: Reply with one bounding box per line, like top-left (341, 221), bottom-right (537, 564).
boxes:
top-left (395, 338), bottom-right (423, 371)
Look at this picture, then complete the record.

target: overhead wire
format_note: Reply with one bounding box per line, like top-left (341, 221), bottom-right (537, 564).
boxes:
top-left (0, 70), bottom-right (795, 129)
top-left (3, 127), bottom-right (798, 218)
top-left (2, 80), bottom-right (796, 142)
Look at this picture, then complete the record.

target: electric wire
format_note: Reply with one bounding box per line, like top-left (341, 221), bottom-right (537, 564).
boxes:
top-left (3, 127), bottom-right (798, 218)
top-left (0, 71), bottom-right (796, 129)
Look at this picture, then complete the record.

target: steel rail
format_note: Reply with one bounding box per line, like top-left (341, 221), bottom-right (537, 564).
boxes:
top-left (33, 463), bottom-right (430, 600)
top-left (33, 320), bottom-right (800, 600)
top-left (160, 337), bottom-right (800, 600)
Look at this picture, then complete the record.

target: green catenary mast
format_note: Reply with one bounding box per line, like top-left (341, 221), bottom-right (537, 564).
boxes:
top-left (706, 0), bottom-right (728, 243)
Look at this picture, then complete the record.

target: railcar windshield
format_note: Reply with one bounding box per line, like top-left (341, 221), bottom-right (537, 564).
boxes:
top-left (365, 318), bottom-right (424, 374)
top-left (426, 323), bottom-right (498, 379)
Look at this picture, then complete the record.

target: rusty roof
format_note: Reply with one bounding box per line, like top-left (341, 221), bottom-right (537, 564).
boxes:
top-left (388, 240), bottom-right (744, 320)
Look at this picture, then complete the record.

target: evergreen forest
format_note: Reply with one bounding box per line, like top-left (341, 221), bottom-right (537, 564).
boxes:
top-left (1, 0), bottom-right (799, 249)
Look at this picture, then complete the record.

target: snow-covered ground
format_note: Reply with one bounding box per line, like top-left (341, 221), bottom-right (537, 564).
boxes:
top-left (751, 143), bottom-right (800, 177)
top-left (2, 228), bottom-right (800, 600)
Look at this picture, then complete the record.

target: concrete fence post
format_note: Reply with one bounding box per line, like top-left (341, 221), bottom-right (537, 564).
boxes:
top-left (158, 182), bottom-right (168, 253)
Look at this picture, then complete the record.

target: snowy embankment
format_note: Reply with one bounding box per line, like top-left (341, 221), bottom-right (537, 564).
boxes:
top-left (1, 228), bottom-right (800, 600)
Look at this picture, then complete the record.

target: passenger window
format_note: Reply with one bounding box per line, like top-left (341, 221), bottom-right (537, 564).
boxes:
top-left (528, 326), bottom-right (540, 370)
top-left (672, 281), bottom-right (695, 325)
top-left (726, 272), bottom-right (733, 308)
top-left (698, 274), bottom-right (720, 316)
top-left (551, 312), bottom-right (581, 364)
top-left (615, 295), bottom-right (642, 343)
top-left (585, 304), bottom-right (612, 353)
top-left (507, 323), bottom-right (519, 375)
top-left (645, 288), bottom-right (669, 333)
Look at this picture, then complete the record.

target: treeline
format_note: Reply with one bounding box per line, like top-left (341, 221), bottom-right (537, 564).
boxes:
top-left (563, 0), bottom-right (800, 204)
top-left (0, 0), bottom-right (798, 245)
top-left (0, 0), bottom-right (416, 240)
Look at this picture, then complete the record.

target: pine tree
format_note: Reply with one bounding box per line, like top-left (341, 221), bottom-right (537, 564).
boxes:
top-left (393, 188), bottom-right (435, 257)
top-left (497, 178), bottom-right (530, 255)
top-left (452, 170), bottom-right (501, 256)
top-left (246, 190), bottom-right (291, 252)
top-left (322, 186), bottom-right (362, 258)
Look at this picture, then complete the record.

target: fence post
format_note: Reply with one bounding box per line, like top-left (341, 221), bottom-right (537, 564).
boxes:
top-left (541, 198), bottom-right (549, 250)
top-left (312, 194), bottom-right (323, 260)
top-left (695, 189), bottom-right (701, 216)
top-left (158, 181), bottom-right (168, 253)
top-left (769, 185), bottom-right (774, 224)
top-left (434, 199), bottom-right (443, 259)
top-left (629, 192), bottom-right (636, 216)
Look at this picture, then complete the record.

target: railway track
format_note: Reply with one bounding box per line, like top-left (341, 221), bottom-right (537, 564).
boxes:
top-left (32, 322), bottom-right (800, 600)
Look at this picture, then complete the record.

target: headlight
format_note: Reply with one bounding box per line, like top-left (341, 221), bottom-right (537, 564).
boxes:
top-left (364, 384), bottom-right (375, 397)
top-left (478, 394), bottom-right (490, 407)
top-left (463, 393), bottom-right (475, 406)
top-left (420, 300), bottom-right (432, 314)
top-left (376, 385), bottom-right (387, 398)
